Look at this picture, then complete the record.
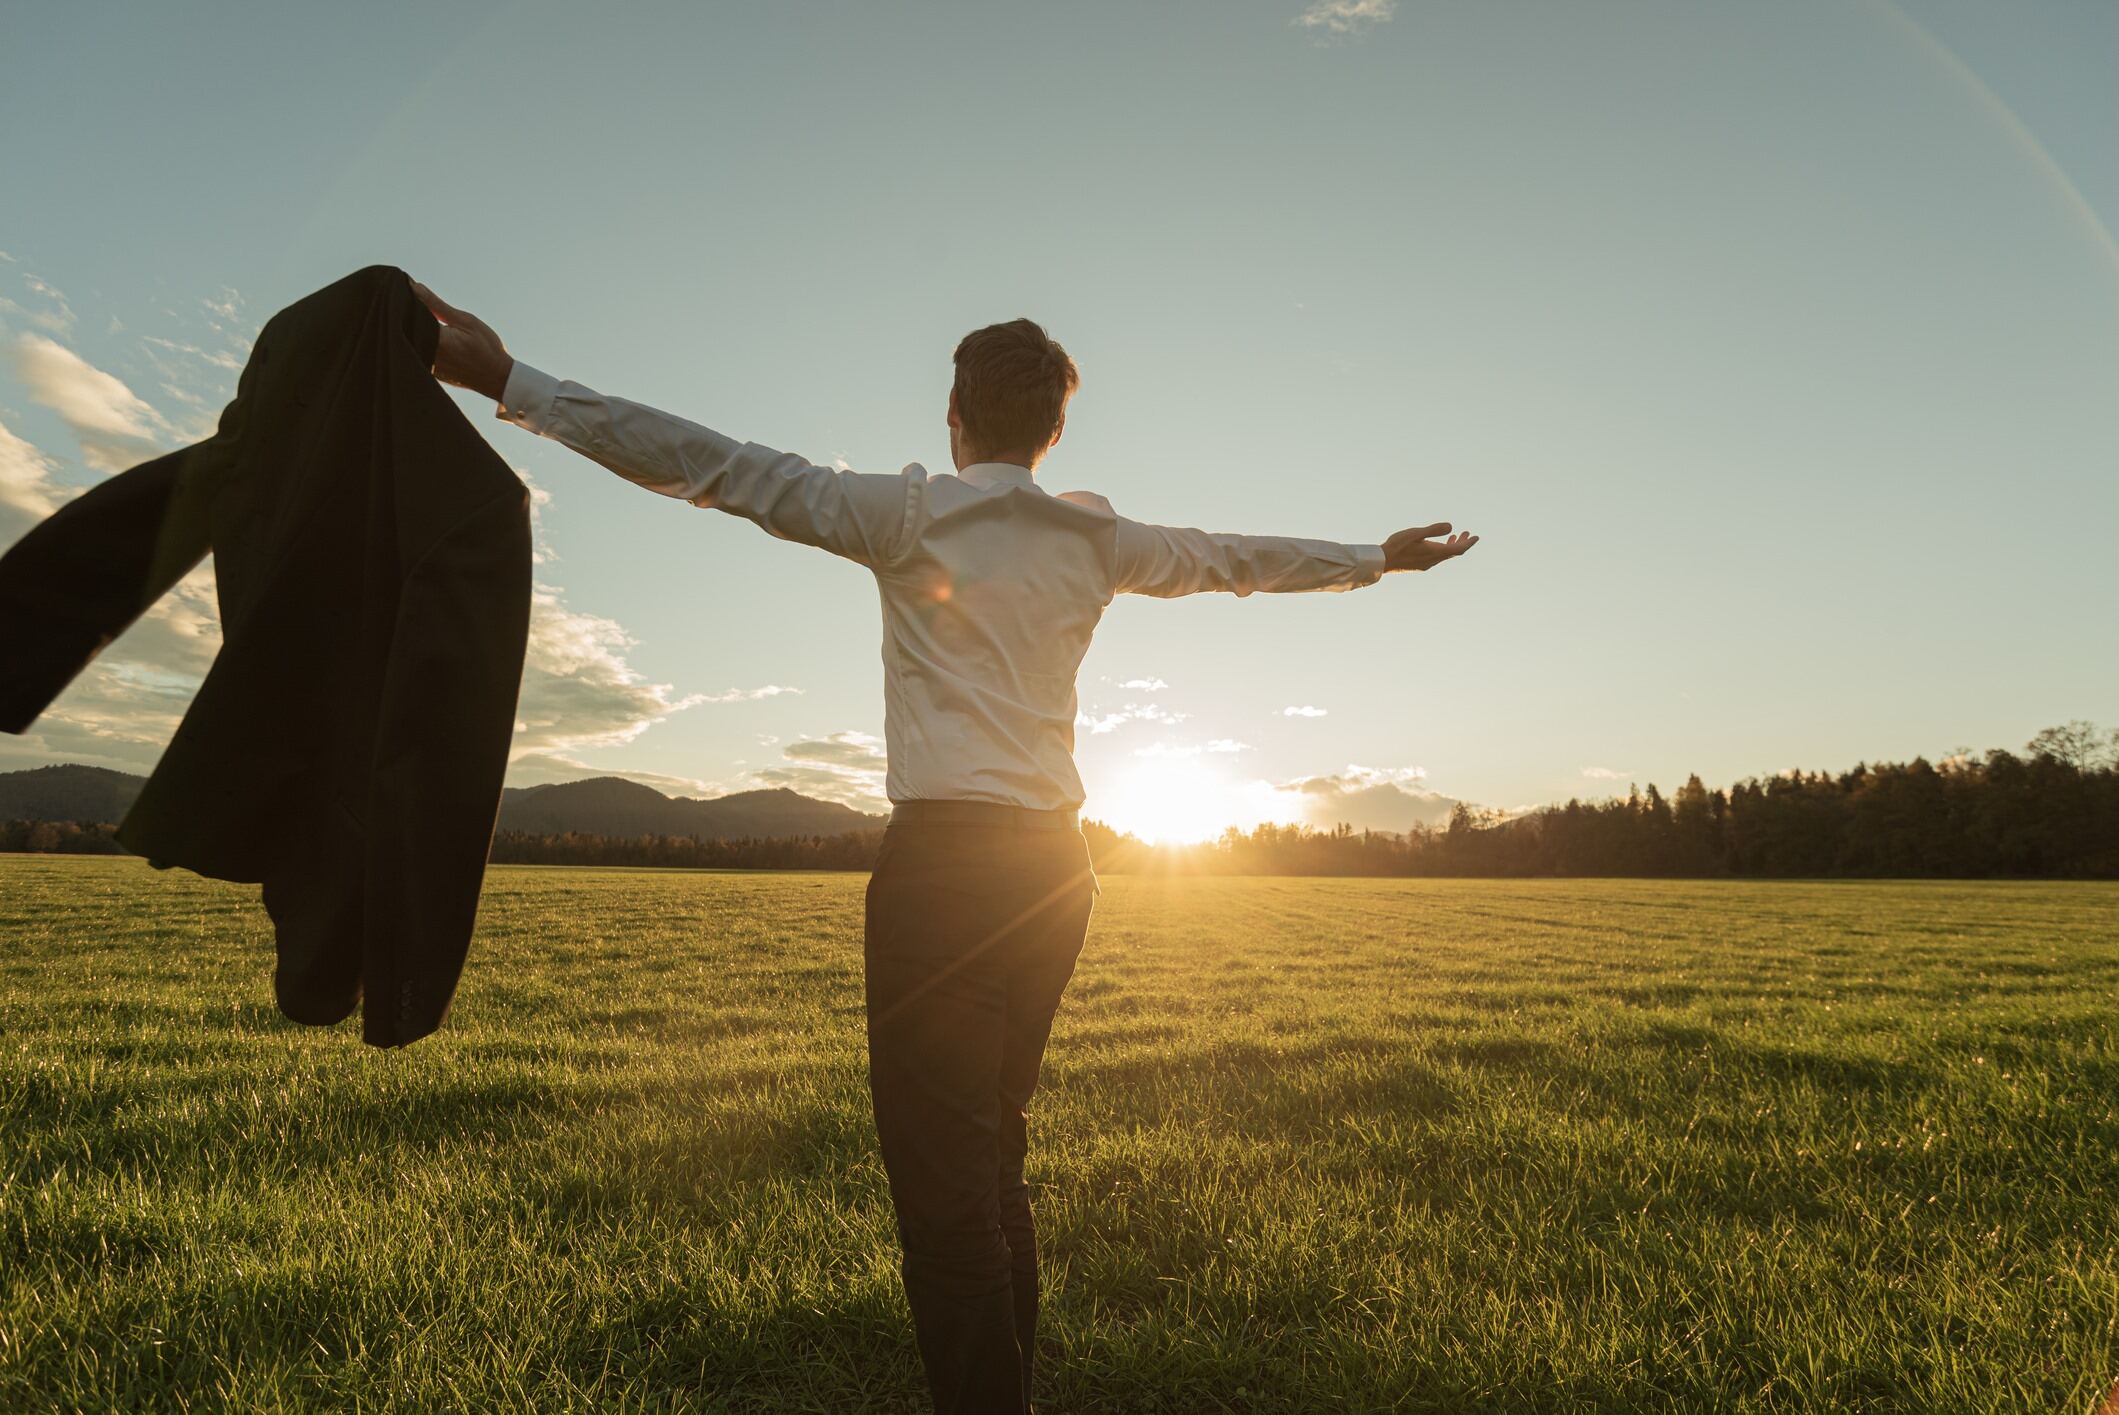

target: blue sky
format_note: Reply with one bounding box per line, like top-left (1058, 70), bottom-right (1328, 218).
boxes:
top-left (3, 0), bottom-right (2114, 837)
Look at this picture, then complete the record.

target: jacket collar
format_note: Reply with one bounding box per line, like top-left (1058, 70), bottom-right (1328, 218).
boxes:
top-left (958, 461), bottom-right (1036, 491)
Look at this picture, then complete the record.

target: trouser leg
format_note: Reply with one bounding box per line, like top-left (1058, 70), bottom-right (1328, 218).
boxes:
top-left (867, 859), bottom-right (1019, 1413)
top-left (996, 885), bottom-right (1094, 1400)
top-left (864, 825), bottom-right (1095, 1415)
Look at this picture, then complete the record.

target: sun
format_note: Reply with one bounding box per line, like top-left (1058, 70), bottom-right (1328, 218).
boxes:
top-left (1086, 753), bottom-right (1304, 844)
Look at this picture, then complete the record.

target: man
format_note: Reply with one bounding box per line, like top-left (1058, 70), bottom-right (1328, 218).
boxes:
top-left (415, 283), bottom-right (1477, 1414)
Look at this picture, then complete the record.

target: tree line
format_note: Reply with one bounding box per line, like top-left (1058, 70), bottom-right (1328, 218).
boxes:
top-left (488, 828), bottom-right (882, 872)
top-left (0, 819), bottom-right (126, 855)
top-left (1095, 723), bottom-right (2119, 880)
top-left (6, 724), bottom-right (2115, 878)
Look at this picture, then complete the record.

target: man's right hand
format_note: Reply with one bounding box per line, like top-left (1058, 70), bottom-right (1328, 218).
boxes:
top-left (412, 281), bottom-right (514, 403)
top-left (1383, 522), bottom-right (1479, 572)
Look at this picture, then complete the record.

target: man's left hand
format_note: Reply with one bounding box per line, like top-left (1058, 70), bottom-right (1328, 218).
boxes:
top-left (1383, 522), bottom-right (1479, 572)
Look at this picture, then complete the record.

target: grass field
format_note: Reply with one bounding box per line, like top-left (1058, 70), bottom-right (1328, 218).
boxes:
top-left (1, 857), bottom-right (2115, 1412)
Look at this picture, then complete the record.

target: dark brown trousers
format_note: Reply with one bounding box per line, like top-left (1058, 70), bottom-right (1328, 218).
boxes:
top-left (864, 811), bottom-right (1097, 1415)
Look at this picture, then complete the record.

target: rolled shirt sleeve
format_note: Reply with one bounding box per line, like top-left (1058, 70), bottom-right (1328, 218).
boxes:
top-left (1112, 516), bottom-right (1387, 597)
top-left (497, 362), bottom-right (916, 567)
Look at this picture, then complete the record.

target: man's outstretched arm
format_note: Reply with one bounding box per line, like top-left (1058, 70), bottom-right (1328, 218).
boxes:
top-left (1111, 515), bottom-right (1477, 597)
top-left (417, 282), bottom-right (914, 567)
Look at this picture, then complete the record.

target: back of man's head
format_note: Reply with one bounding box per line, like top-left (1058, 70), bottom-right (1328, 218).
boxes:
top-left (952, 319), bottom-right (1079, 463)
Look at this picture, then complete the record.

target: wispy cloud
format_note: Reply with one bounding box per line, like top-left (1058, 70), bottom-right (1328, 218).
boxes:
top-left (751, 730), bottom-right (889, 810)
top-left (200, 290), bottom-right (243, 326)
top-left (1579, 765), bottom-right (1631, 780)
top-left (141, 334), bottom-right (244, 373)
top-left (19, 275), bottom-right (75, 334)
top-left (0, 415), bottom-right (65, 537)
top-left (1079, 701), bottom-right (1189, 735)
top-left (783, 731), bottom-right (887, 771)
top-left (1132, 736), bottom-right (1255, 760)
top-left (0, 656), bottom-right (205, 775)
top-left (698, 684), bottom-right (803, 703)
top-left (1294, 0), bottom-right (1396, 38)
top-left (1117, 677), bottom-right (1167, 692)
top-left (1282, 704), bottom-right (1328, 718)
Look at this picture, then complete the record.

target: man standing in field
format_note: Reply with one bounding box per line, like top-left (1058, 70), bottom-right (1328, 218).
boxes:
top-left (415, 282), bottom-right (1477, 1414)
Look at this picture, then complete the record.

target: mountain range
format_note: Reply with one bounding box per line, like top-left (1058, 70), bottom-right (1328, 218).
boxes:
top-left (0, 764), bottom-right (883, 840)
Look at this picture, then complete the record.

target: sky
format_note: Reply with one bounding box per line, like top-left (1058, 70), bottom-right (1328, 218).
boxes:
top-left (2, 0), bottom-right (2115, 840)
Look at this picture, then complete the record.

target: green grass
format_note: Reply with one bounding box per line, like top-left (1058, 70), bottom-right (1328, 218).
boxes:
top-left (2, 858), bottom-right (2115, 1412)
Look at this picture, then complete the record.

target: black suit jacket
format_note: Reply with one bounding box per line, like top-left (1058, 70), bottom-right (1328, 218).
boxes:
top-left (0, 265), bottom-right (531, 1046)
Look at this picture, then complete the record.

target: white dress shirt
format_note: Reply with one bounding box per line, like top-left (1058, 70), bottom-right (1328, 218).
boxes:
top-left (498, 362), bottom-right (1386, 810)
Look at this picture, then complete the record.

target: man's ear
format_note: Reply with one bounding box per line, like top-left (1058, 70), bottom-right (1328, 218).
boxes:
top-left (1048, 411), bottom-right (1066, 451)
top-left (946, 388), bottom-right (961, 430)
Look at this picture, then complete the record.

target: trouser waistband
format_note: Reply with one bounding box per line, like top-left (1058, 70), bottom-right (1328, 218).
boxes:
top-left (890, 800), bottom-right (1081, 831)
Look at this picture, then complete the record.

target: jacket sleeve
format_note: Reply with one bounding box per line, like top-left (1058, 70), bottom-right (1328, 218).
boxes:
top-left (496, 362), bottom-right (917, 567)
top-left (0, 446), bottom-right (216, 733)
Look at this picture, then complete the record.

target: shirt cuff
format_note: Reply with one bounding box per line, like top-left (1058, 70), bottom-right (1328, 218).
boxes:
top-left (1353, 544), bottom-right (1388, 582)
top-left (496, 361), bottom-right (561, 431)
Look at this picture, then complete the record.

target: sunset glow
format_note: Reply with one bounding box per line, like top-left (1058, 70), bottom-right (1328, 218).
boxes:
top-left (1086, 754), bottom-right (1305, 844)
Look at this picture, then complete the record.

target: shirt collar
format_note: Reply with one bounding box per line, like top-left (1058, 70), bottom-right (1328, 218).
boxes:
top-left (958, 461), bottom-right (1036, 491)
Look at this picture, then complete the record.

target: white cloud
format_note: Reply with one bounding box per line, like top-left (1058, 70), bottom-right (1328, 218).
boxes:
top-left (7, 332), bottom-right (169, 470)
top-left (698, 684), bottom-right (803, 703)
top-left (1117, 677), bottom-right (1167, 692)
top-left (0, 415), bottom-right (66, 538)
top-left (1282, 704), bottom-right (1328, 718)
top-left (1580, 765), bottom-right (1630, 780)
top-left (1279, 763), bottom-right (1458, 833)
top-left (1295, 0), bottom-right (1396, 36)
top-left (749, 729), bottom-right (889, 810)
top-left (511, 582), bottom-right (706, 766)
top-left (1078, 701), bottom-right (1188, 734)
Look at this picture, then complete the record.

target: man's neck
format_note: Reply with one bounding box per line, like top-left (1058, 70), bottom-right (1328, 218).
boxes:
top-left (952, 447), bottom-right (1038, 474)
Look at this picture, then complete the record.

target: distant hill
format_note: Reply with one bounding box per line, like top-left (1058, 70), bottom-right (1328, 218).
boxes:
top-left (0, 764), bottom-right (882, 840)
top-left (497, 776), bottom-right (882, 838)
top-left (0, 764), bottom-right (146, 825)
